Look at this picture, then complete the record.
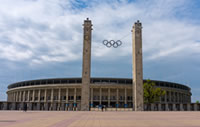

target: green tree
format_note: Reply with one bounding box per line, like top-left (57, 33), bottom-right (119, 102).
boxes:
top-left (144, 79), bottom-right (166, 104)
top-left (196, 101), bottom-right (199, 104)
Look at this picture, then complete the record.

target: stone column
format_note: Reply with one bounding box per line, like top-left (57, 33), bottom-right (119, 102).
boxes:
top-left (187, 103), bottom-right (190, 111)
top-left (100, 88), bottom-right (102, 105)
top-left (23, 91), bottom-right (26, 102)
top-left (37, 102), bottom-right (40, 110)
top-left (164, 92), bottom-right (167, 103)
top-left (14, 92), bottom-right (16, 102)
top-left (125, 88), bottom-right (127, 105)
top-left (108, 88), bottom-right (110, 107)
top-left (50, 89), bottom-right (54, 110)
top-left (181, 93), bottom-right (183, 102)
top-left (172, 104), bottom-right (176, 111)
top-left (44, 89), bottom-right (47, 102)
top-left (32, 90), bottom-right (35, 102)
top-left (58, 88), bottom-right (61, 102)
top-left (66, 88), bottom-right (68, 103)
top-left (19, 91), bottom-right (22, 102)
top-left (51, 89), bottom-right (54, 102)
top-left (81, 18), bottom-right (92, 111)
top-left (16, 92), bottom-right (18, 102)
top-left (116, 89), bottom-right (119, 107)
top-left (165, 104), bottom-right (169, 111)
top-left (38, 89), bottom-right (41, 102)
top-left (74, 88), bottom-right (77, 103)
top-left (3, 102), bottom-right (8, 110)
top-left (58, 88), bottom-right (61, 110)
top-left (169, 91), bottom-right (172, 103)
top-left (150, 103), bottom-right (154, 111)
top-left (180, 103), bottom-right (183, 111)
top-left (91, 88), bottom-right (93, 107)
top-left (73, 88), bottom-right (77, 111)
top-left (27, 90), bottom-right (30, 102)
top-left (177, 93), bottom-right (180, 103)
top-left (158, 103), bottom-right (161, 111)
top-left (132, 20), bottom-right (143, 111)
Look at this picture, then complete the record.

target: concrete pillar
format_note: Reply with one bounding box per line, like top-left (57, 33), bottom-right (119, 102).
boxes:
top-left (66, 88), bottom-right (68, 103)
top-left (51, 89), bottom-right (54, 102)
top-left (108, 88), bottom-right (110, 107)
top-left (91, 88), bottom-right (93, 107)
top-left (81, 18), bottom-right (92, 111)
top-left (38, 89), bottom-right (41, 102)
top-left (100, 88), bottom-right (102, 105)
top-left (132, 20), bottom-right (143, 111)
top-left (164, 92), bottom-right (167, 103)
top-left (44, 89), bottom-right (47, 102)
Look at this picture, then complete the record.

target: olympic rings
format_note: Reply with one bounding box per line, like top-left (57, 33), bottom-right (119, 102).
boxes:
top-left (102, 40), bottom-right (122, 48)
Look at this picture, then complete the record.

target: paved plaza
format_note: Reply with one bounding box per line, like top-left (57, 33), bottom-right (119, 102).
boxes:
top-left (0, 111), bottom-right (200, 127)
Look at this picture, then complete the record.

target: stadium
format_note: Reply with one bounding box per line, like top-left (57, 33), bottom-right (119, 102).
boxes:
top-left (6, 78), bottom-right (191, 111)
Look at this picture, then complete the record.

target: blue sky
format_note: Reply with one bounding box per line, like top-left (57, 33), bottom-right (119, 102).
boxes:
top-left (0, 0), bottom-right (200, 102)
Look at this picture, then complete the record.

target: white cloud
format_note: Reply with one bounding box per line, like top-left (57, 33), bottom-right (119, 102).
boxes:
top-left (0, 0), bottom-right (199, 65)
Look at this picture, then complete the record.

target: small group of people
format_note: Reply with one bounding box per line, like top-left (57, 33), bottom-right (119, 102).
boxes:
top-left (101, 105), bottom-right (106, 112)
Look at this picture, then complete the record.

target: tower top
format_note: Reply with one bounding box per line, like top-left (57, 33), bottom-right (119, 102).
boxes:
top-left (83, 18), bottom-right (92, 26)
top-left (134, 20), bottom-right (142, 26)
top-left (132, 20), bottom-right (142, 31)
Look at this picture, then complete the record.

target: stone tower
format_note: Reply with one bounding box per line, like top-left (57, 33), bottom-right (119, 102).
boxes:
top-left (132, 20), bottom-right (143, 111)
top-left (81, 18), bottom-right (92, 111)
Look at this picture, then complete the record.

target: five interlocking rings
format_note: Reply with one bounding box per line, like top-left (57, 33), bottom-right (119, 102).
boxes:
top-left (102, 40), bottom-right (122, 48)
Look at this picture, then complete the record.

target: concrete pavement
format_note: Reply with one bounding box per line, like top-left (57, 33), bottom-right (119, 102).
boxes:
top-left (0, 111), bottom-right (200, 127)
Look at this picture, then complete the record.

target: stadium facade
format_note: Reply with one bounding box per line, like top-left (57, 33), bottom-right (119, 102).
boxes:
top-left (6, 78), bottom-right (191, 111)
